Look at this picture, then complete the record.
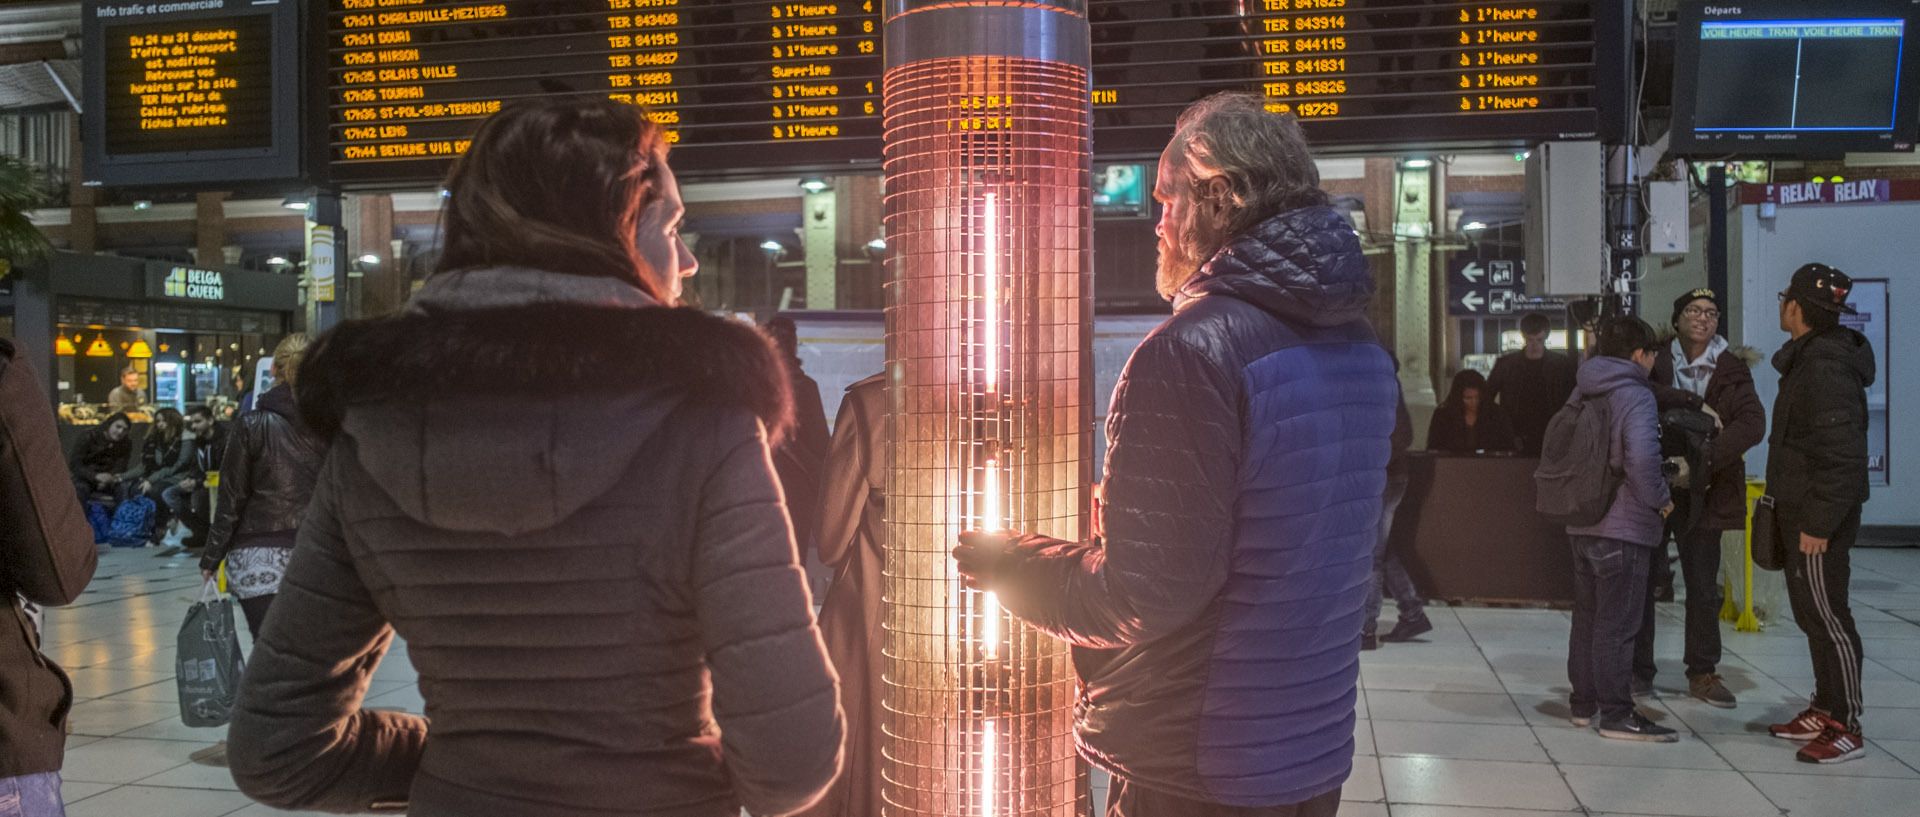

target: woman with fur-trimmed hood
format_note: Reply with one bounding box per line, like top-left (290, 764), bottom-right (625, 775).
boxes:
top-left (223, 99), bottom-right (843, 817)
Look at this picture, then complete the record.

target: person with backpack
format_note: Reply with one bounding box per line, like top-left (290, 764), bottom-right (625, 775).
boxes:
top-left (1764, 263), bottom-right (1875, 764)
top-left (1542, 316), bottom-right (1675, 742)
top-left (1632, 289), bottom-right (1766, 709)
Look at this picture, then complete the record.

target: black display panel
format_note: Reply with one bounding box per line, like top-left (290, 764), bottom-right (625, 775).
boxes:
top-left (321, 0), bottom-right (884, 184)
top-left (319, 0), bottom-right (1624, 186)
top-left (1671, 0), bottom-right (1918, 156)
top-left (1090, 0), bottom-right (1627, 157)
top-left (82, 0), bottom-right (302, 186)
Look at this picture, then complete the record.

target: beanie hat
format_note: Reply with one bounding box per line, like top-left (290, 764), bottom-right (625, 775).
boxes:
top-left (1670, 288), bottom-right (1719, 327)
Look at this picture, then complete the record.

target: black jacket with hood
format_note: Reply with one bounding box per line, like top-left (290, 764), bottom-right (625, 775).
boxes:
top-left (225, 268), bottom-right (843, 817)
top-left (1766, 324), bottom-right (1875, 539)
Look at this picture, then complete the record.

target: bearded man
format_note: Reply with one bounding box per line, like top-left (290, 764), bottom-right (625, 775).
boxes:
top-left (953, 92), bottom-right (1400, 817)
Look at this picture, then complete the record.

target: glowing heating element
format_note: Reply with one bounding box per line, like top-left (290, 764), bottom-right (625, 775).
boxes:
top-left (982, 191), bottom-right (999, 395)
top-left (881, 2), bottom-right (1094, 816)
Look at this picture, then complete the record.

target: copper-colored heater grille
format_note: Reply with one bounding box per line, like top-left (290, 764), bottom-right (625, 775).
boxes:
top-left (880, 30), bottom-right (1093, 817)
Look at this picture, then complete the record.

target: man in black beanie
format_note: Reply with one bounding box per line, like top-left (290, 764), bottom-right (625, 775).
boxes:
top-left (1764, 263), bottom-right (1874, 764)
top-left (1634, 288), bottom-right (1766, 709)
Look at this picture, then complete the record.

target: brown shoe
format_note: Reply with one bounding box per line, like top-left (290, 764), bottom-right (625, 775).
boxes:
top-left (1689, 673), bottom-right (1737, 709)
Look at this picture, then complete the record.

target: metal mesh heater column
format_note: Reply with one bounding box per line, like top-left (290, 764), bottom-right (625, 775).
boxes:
top-left (881, 2), bottom-right (1092, 816)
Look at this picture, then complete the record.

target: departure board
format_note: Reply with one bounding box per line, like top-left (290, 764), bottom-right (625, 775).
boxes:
top-left (81, 0), bottom-right (302, 186)
top-left (322, 0), bottom-right (884, 184)
top-left (1090, 0), bottom-right (1625, 156)
top-left (316, 1), bottom-right (1623, 186)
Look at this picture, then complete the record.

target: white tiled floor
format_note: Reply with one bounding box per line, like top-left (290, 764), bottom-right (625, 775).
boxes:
top-left (39, 544), bottom-right (1920, 816)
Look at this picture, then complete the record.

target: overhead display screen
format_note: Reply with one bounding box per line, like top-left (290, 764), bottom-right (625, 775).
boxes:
top-left (1089, 0), bottom-right (1625, 156)
top-left (82, 0), bottom-right (302, 186)
top-left (1670, 0), bottom-right (1918, 156)
top-left (321, 0), bottom-right (884, 184)
top-left (318, 0), bottom-right (1623, 186)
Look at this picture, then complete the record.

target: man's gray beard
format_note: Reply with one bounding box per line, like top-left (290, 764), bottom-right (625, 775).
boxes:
top-left (1155, 228), bottom-right (1227, 301)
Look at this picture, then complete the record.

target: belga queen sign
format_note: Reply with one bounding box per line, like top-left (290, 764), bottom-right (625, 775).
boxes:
top-left (161, 266), bottom-right (225, 301)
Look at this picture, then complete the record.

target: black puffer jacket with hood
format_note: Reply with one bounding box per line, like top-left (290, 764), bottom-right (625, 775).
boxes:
top-left (1766, 324), bottom-right (1876, 539)
top-left (224, 268), bottom-right (843, 817)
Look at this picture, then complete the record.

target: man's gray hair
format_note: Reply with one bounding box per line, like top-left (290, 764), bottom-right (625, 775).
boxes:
top-left (1168, 92), bottom-right (1328, 237)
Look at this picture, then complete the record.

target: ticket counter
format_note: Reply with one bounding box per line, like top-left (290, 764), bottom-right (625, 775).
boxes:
top-left (1391, 452), bottom-right (1575, 605)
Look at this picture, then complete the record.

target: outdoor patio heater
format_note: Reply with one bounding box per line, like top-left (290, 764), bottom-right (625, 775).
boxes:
top-left (880, 2), bottom-right (1093, 815)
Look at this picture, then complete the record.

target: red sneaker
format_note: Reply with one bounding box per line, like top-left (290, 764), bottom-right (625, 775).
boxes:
top-left (1769, 708), bottom-right (1831, 741)
top-left (1797, 725), bottom-right (1867, 764)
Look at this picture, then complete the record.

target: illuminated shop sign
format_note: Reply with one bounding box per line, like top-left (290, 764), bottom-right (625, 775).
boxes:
top-left (162, 266), bottom-right (226, 301)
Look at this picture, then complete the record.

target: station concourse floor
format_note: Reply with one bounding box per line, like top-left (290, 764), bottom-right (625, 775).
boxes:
top-left (39, 543), bottom-right (1920, 817)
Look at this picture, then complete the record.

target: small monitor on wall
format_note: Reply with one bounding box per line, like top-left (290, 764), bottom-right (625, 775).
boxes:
top-left (1671, 0), bottom-right (1919, 156)
top-left (1093, 163), bottom-right (1149, 218)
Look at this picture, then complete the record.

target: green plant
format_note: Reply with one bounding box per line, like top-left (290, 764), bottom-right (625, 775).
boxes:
top-left (0, 153), bottom-right (54, 266)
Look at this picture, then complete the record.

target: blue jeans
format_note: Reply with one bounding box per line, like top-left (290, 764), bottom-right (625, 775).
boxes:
top-left (1568, 536), bottom-right (1651, 723)
top-left (0, 772), bottom-right (64, 817)
top-left (1363, 475), bottom-right (1424, 636)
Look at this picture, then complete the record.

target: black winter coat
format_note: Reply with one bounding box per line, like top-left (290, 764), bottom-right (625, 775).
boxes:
top-left (200, 384), bottom-right (326, 572)
top-left (1766, 325), bottom-right (1875, 539)
top-left (66, 422), bottom-right (131, 485)
top-left (1649, 345), bottom-right (1767, 531)
top-left (1425, 403), bottom-right (1519, 454)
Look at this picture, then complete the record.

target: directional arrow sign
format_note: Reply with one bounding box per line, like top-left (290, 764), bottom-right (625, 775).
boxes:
top-left (1459, 291), bottom-right (1485, 312)
top-left (1460, 262), bottom-right (1485, 283)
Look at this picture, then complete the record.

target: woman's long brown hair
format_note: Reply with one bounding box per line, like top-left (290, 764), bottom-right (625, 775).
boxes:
top-left (434, 99), bottom-right (672, 300)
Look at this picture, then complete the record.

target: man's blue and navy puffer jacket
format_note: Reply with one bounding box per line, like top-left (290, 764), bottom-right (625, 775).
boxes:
top-left (993, 204), bottom-right (1399, 807)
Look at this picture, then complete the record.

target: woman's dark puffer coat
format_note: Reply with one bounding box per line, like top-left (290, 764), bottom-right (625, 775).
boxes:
top-left (225, 269), bottom-right (844, 817)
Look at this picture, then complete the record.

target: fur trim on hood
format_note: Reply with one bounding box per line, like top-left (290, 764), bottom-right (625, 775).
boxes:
top-left (297, 303), bottom-right (794, 445)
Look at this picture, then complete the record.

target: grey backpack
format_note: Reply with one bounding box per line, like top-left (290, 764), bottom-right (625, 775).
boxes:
top-left (1534, 395), bottom-right (1621, 527)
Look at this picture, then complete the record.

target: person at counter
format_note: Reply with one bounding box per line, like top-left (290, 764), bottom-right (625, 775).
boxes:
top-left (1427, 369), bottom-right (1518, 454)
top-left (106, 368), bottom-right (143, 415)
top-left (1487, 312), bottom-right (1579, 455)
top-left (66, 411), bottom-right (132, 504)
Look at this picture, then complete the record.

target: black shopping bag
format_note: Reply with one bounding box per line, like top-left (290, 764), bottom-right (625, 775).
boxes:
top-left (176, 581), bottom-right (246, 727)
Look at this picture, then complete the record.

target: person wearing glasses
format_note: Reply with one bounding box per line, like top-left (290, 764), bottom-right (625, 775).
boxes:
top-left (1633, 289), bottom-right (1765, 709)
top-left (1764, 264), bottom-right (1874, 765)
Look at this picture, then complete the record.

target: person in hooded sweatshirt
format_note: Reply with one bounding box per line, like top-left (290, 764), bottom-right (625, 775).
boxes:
top-left (199, 333), bottom-right (324, 638)
top-left (224, 98), bottom-right (843, 817)
top-left (1762, 263), bottom-right (1875, 765)
top-left (953, 92), bottom-right (1398, 817)
top-left (1564, 316), bottom-right (1676, 743)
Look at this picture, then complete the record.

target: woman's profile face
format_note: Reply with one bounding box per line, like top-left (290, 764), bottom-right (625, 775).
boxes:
top-left (106, 419), bottom-right (129, 441)
top-left (635, 161), bottom-right (697, 303)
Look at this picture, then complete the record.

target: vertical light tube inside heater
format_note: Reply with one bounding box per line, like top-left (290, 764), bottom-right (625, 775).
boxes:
top-left (881, 2), bottom-right (1093, 815)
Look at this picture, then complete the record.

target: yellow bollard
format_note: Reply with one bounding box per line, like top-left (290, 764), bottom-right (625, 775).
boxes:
top-left (1732, 479), bottom-right (1764, 632)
